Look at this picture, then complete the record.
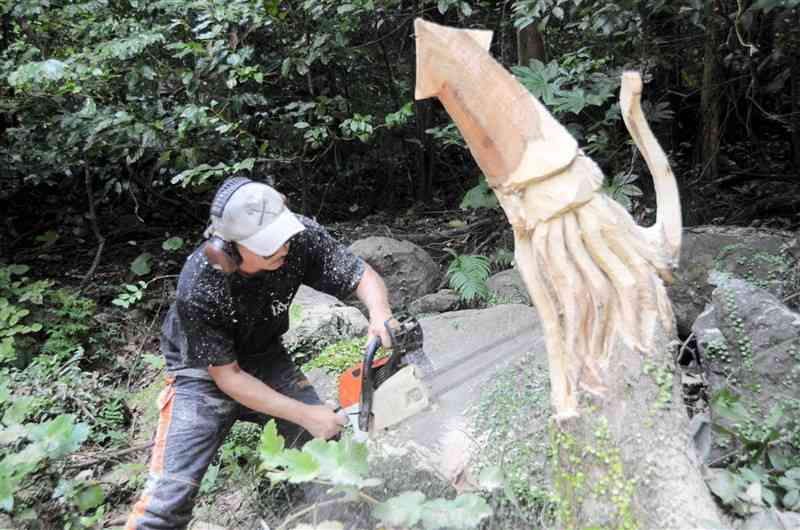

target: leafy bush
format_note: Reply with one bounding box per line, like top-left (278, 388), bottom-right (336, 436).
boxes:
top-left (0, 264), bottom-right (95, 369)
top-left (302, 337), bottom-right (387, 376)
top-left (258, 420), bottom-right (493, 529)
top-left (708, 386), bottom-right (800, 514)
top-left (0, 385), bottom-right (105, 526)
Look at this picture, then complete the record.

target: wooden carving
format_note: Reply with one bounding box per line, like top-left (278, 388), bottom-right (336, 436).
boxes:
top-left (414, 19), bottom-right (682, 419)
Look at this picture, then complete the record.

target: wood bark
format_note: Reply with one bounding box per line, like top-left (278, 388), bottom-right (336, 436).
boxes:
top-left (414, 19), bottom-right (724, 529)
top-left (516, 24), bottom-right (546, 66)
top-left (698, 0), bottom-right (722, 180)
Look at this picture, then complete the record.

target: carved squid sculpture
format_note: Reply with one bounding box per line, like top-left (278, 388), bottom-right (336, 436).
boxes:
top-left (414, 19), bottom-right (682, 418)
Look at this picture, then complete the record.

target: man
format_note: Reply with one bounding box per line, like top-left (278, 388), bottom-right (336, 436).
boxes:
top-left (126, 177), bottom-right (393, 529)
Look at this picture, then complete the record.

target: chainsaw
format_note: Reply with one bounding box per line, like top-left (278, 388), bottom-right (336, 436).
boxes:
top-left (337, 314), bottom-right (534, 439)
top-left (338, 315), bottom-right (432, 437)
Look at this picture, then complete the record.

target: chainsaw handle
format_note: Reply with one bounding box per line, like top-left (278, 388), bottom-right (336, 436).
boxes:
top-left (358, 336), bottom-right (382, 431)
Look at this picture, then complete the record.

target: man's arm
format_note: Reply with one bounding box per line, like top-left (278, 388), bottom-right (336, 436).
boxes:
top-left (207, 362), bottom-right (345, 439)
top-left (355, 263), bottom-right (393, 347)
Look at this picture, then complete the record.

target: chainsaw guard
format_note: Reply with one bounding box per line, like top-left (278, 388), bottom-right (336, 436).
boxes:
top-left (371, 365), bottom-right (430, 432)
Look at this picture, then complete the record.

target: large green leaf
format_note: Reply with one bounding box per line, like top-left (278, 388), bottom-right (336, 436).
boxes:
top-left (373, 491), bottom-right (425, 527)
top-left (27, 415), bottom-right (90, 459)
top-left (75, 484), bottom-right (105, 512)
top-left (258, 420), bottom-right (285, 470)
top-left (706, 469), bottom-right (742, 505)
top-left (302, 435), bottom-right (368, 486)
top-left (2, 396), bottom-right (35, 426)
top-left (281, 449), bottom-right (320, 483)
top-left (420, 494), bottom-right (492, 529)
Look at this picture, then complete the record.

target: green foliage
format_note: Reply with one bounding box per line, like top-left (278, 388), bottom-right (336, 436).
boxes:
top-left (459, 176), bottom-right (499, 211)
top-left (446, 251), bottom-right (491, 303)
top-left (112, 281), bottom-right (147, 309)
top-left (0, 390), bottom-right (94, 516)
top-left (302, 337), bottom-right (386, 376)
top-left (491, 248), bottom-right (515, 270)
top-left (130, 253), bottom-right (153, 277)
top-left (425, 123), bottom-right (466, 149)
top-left (161, 237), bottom-right (185, 252)
top-left (0, 264), bottom-right (95, 368)
top-left (750, 0), bottom-right (800, 12)
top-left (708, 386), bottom-right (800, 514)
top-left (601, 172), bottom-right (643, 212)
top-left (257, 420), bottom-right (492, 529)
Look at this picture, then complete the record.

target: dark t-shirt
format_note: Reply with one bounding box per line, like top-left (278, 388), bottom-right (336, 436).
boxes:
top-left (161, 216), bottom-right (365, 376)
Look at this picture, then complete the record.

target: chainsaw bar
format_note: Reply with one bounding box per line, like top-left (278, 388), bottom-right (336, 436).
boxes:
top-left (421, 326), bottom-right (532, 400)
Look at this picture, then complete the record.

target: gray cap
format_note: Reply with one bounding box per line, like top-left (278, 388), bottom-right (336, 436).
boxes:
top-left (209, 182), bottom-right (304, 256)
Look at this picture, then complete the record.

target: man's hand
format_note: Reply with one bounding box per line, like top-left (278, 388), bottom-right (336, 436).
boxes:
top-left (368, 315), bottom-right (393, 349)
top-left (300, 404), bottom-right (348, 439)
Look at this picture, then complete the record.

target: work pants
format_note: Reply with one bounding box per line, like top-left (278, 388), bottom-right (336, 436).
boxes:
top-left (125, 356), bottom-right (320, 530)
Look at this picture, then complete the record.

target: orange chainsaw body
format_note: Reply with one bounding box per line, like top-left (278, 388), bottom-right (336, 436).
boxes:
top-left (338, 356), bottom-right (391, 408)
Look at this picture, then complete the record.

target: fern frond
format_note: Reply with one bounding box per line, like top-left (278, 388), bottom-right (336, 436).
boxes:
top-left (447, 254), bottom-right (491, 302)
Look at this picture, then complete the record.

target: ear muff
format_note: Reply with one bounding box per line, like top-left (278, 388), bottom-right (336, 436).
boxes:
top-left (203, 177), bottom-right (253, 272)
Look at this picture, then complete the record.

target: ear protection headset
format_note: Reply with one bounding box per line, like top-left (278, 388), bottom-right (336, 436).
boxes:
top-left (203, 176), bottom-right (253, 273)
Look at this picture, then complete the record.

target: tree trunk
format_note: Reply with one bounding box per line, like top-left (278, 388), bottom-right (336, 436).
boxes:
top-left (516, 24), bottom-right (546, 66)
top-left (413, 99), bottom-right (433, 201)
top-left (551, 332), bottom-right (721, 529)
top-left (697, 0), bottom-right (722, 180)
top-left (789, 26), bottom-right (800, 170)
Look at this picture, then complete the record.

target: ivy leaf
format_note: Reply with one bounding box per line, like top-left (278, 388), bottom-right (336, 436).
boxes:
top-left (259, 419), bottom-right (285, 470)
top-left (281, 449), bottom-right (320, 483)
top-left (130, 253), bottom-right (152, 276)
top-left (706, 469), bottom-right (741, 505)
top-left (710, 387), bottom-right (751, 424)
top-left (27, 415), bottom-right (90, 459)
top-left (161, 237), bottom-right (184, 251)
top-left (373, 491), bottom-right (425, 527)
top-left (302, 435), bottom-right (368, 485)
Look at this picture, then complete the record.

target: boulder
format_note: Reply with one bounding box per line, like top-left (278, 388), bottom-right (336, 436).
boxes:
top-left (693, 273), bottom-right (800, 459)
top-left (348, 237), bottom-right (440, 310)
top-left (486, 268), bottom-right (531, 305)
top-left (669, 226), bottom-right (796, 336)
top-left (736, 509), bottom-right (800, 530)
top-left (284, 285), bottom-right (368, 362)
top-left (408, 289), bottom-right (462, 315)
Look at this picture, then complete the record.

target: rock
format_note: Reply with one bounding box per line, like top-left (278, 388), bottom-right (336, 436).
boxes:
top-left (408, 289), bottom-right (462, 315)
top-left (736, 508), bottom-right (800, 530)
top-left (694, 274), bottom-right (800, 456)
top-left (669, 225), bottom-right (796, 336)
top-left (284, 286), bottom-right (368, 361)
top-left (486, 268), bottom-right (531, 305)
top-left (348, 237), bottom-right (440, 310)
top-left (305, 367), bottom-right (338, 404)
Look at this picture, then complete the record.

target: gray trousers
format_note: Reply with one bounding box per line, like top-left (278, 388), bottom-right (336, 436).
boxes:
top-left (125, 356), bottom-right (320, 530)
